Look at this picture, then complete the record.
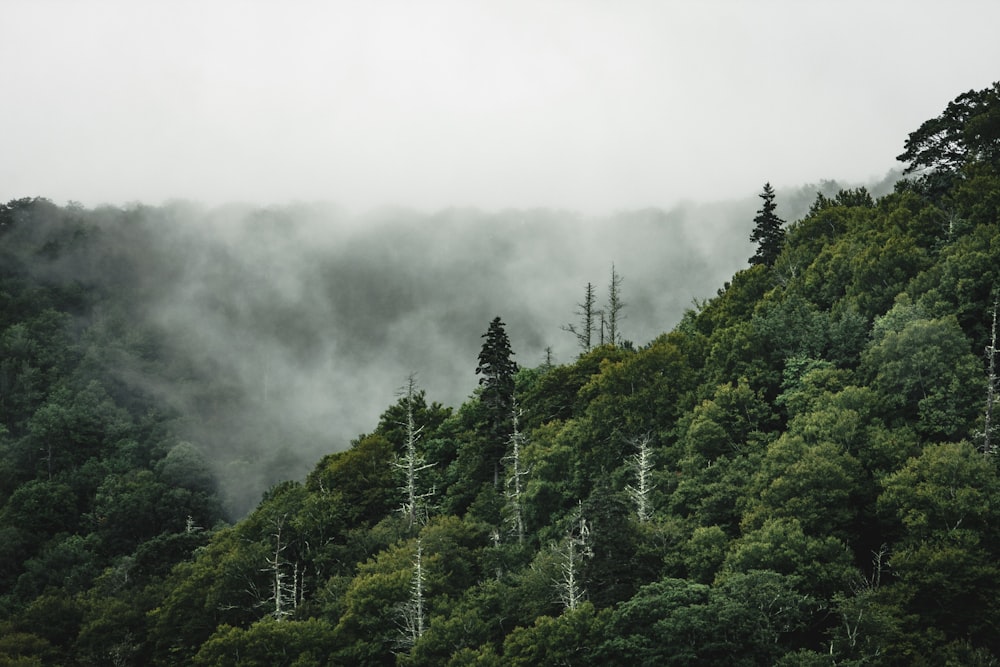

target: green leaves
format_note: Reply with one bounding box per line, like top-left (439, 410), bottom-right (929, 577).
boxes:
top-left (862, 304), bottom-right (981, 439)
top-left (897, 81), bottom-right (1000, 174)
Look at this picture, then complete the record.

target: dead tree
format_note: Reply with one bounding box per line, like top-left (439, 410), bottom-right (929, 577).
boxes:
top-left (606, 264), bottom-right (626, 346)
top-left (397, 539), bottom-right (426, 649)
top-left (983, 298), bottom-right (998, 454)
top-left (503, 403), bottom-right (529, 544)
top-left (555, 503), bottom-right (592, 611)
top-left (563, 282), bottom-right (597, 353)
top-left (395, 375), bottom-right (434, 528)
top-left (625, 434), bottom-right (655, 522)
top-left (263, 514), bottom-right (297, 620)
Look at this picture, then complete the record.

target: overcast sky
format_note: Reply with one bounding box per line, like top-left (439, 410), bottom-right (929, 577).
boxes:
top-left (2, 1), bottom-right (999, 213)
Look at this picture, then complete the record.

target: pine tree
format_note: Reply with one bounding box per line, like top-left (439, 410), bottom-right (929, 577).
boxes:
top-left (563, 282), bottom-right (597, 353)
top-left (476, 316), bottom-right (518, 486)
top-left (749, 182), bottom-right (786, 266)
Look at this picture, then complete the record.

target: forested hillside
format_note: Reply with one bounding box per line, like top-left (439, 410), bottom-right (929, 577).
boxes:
top-left (2, 82), bottom-right (999, 665)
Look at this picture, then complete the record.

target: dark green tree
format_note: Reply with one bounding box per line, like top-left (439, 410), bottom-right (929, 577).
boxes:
top-left (897, 81), bottom-right (1000, 174)
top-left (749, 183), bottom-right (786, 266)
top-left (476, 317), bottom-right (517, 487)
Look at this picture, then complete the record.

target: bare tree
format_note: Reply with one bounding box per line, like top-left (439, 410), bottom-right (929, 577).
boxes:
top-left (395, 375), bottom-right (435, 529)
top-left (625, 434), bottom-right (655, 522)
top-left (554, 503), bottom-right (592, 611)
top-left (563, 282), bottom-right (597, 353)
top-left (397, 539), bottom-right (426, 649)
top-left (503, 403), bottom-right (529, 544)
top-left (263, 514), bottom-right (297, 620)
top-left (983, 297), bottom-right (999, 454)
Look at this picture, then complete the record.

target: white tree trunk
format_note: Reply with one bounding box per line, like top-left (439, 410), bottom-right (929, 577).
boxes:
top-left (625, 434), bottom-right (656, 522)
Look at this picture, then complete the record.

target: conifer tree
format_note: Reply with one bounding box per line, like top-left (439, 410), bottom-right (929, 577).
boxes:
top-left (749, 182), bottom-right (786, 266)
top-left (563, 282), bottom-right (597, 353)
top-left (476, 316), bottom-right (518, 486)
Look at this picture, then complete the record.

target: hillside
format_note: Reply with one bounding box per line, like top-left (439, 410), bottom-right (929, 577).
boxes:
top-left (1, 82), bottom-right (999, 665)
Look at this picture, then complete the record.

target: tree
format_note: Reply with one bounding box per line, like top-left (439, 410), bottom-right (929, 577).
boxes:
top-left (263, 513), bottom-right (296, 621)
top-left (503, 403), bottom-right (529, 544)
top-left (605, 265), bottom-right (625, 346)
top-left (749, 183), bottom-right (786, 266)
top-left (563, 282), bottom-right (597, 353)
top-left (395, 375), bottom-right (434, 529)
top-left (982, 297), bottom-right (998, 453)
top-left (397, 539), bottom-right (426, 650)
top-left (897, 81), bottom-right (1000, 174)
top-left (625, 434), bottom-right (655, 522)
top-left (476, 317), bottom-right (517, 487)
top-left (555, 503), bottom-right (592, 611)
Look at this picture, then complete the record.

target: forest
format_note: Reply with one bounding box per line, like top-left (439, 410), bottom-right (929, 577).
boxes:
top-left (1, 82), bottom-right (999, 665)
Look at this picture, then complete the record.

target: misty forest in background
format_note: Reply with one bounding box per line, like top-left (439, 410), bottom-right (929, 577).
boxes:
top-left (1, 81), bottom-right (1000, 665)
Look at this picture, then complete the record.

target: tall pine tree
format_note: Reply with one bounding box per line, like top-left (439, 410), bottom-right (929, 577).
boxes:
top-left (749, 182), bottom-right (786, 266)
top-left (476, 316), bottom-right (518, 486)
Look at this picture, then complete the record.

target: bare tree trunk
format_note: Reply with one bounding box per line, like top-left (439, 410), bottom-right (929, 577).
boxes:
top-left (504, 404), bottom-right (528, 544)
top-left (395, 374), bottom-right (434, 529)
top-left (265, 514), bottom-right (294, 621)
top-left (398, 539), bottom-right (426, 649)
top-left (556, 504), bottom-right (592, 611)
top-left (984, 298), bottom-right (998, 454)
top-left (625, 434), bottom-right (655, 522)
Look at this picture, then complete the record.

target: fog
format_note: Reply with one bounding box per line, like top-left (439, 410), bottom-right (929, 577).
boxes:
top-left (3, 3), bottom-right (999, 214)
top-left (47, 176), bottom-right (887, 515)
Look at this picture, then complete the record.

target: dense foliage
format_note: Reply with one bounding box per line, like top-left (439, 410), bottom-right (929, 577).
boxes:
top-left (2, 82), bottom-right (1000, 665)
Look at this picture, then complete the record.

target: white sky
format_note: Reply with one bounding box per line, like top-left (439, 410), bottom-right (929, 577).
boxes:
top-left (2, 0), bottom-right (999, 214)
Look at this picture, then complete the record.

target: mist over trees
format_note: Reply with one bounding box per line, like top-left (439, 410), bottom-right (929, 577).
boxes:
top-left (9, 79), bottom-right (1000, 665)
top-left (1, 194), bottom-right (840, 516)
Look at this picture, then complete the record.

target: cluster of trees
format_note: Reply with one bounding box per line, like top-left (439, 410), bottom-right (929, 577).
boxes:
top-left (1, 81), bottom-right (1000, 665)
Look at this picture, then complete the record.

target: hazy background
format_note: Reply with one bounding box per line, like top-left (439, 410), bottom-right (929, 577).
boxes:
top-left (61, 181), bottom-right (878, 515)
top-left (2, 1), bottom-right (999, 212)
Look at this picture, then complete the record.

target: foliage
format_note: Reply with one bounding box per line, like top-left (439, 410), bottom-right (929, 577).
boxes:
top-left (3, 83), bottom-right (1000, 664)
top-left (897, 81), bottom-right (1000, 174)
top-left (748, 182), bottom-right (786, 266)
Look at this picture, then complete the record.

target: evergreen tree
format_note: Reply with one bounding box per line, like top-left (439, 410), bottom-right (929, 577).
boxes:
top-left (749, 182), bottom-right (786, 266)
top-left (563, 282), bottom-right (597, 353)
top-left (606, 264), bottom-right (626, 346)
top-left (476, 316), bottom-right (518, 486)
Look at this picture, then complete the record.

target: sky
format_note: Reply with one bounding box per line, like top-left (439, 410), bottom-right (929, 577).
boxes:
top-left (3, 1), bottom-right (1000, 214)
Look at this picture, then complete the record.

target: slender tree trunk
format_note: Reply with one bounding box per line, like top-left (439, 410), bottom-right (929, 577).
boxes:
top-left (625, 434), bottom-right (655, 522)
top-left (556, 504), bottom-right (592, 611)
top-left (396, 374), bottom-right (433, 528)
top-left (505, 404), bottom-right (528, 543)
top-left (984, 298), bottom-right (998, 454)
top-left (607, 264), bottom-right (625, 346)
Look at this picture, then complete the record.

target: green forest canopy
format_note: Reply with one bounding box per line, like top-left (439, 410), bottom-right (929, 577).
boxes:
top-left (1, 81), bottom-right (1000, 666)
